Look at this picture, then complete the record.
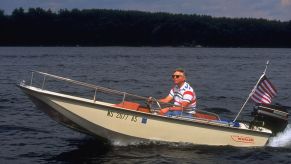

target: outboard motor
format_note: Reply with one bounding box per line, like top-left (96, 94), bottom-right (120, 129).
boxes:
top-left (250, 103), bottom-right (289, 135)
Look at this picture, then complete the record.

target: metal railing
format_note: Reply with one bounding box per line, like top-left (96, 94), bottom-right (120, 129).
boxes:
top-left (29, 70), bottom-right (148, 103)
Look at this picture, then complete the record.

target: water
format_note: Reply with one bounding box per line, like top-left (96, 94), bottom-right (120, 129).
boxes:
top-left (1, 47), bottom-right (291, 163)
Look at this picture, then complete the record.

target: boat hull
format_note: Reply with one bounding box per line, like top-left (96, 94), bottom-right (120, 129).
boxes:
top-left (19, 84), bottom-right (271, 147)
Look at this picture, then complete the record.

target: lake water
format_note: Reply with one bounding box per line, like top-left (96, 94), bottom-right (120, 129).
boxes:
top-left (1, 47), bottom-right (291, 163)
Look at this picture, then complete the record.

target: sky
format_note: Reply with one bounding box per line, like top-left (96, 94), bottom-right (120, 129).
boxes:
top-left (0, 0), bottom-right (291, 21)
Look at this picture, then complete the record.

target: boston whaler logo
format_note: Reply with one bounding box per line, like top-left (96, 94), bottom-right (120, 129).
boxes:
top-left (231, 135), bottom-right (254, 144)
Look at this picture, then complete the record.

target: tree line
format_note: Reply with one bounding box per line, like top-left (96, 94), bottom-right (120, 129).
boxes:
top-left (0, 8), bottom-right (290, 47)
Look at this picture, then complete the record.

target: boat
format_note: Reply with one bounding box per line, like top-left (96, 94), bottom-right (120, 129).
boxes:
top-left (18, 71), bottom-right (289, 147)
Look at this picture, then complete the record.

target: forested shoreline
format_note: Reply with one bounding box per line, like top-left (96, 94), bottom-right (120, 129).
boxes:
top-left (0, 8), bottom-right (290, 47)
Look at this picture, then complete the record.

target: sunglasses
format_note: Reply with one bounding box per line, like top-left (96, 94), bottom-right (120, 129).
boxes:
top-left (172, 75), bottom-right (183, 79)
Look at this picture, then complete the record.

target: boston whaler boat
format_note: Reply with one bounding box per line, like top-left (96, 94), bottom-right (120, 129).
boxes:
top-left (18, 70), bottom-right (289, 147)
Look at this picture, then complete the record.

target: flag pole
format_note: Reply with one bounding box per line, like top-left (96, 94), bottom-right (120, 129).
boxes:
top-left (233, 61), bottom-right (269, 122)
top-left (263, 60), bottom-right (269, 74)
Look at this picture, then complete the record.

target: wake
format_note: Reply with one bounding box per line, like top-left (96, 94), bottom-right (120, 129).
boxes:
top-left (268, 124), bottom-right (291, 147)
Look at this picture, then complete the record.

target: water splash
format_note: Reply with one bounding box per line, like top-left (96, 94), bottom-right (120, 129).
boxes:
top-left (111, 140), bottom-right (141, 146)
top-left (268, 124), bottom-right (291, 147)
top-left (110, 138), bottom-right (191, 147)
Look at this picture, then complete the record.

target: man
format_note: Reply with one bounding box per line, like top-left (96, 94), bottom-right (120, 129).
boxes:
top-left (158, 68), bottom-right (197, 116)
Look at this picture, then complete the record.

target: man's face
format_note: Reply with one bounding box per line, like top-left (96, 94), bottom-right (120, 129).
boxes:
top-left (172, 71), bottom-right (185, 85)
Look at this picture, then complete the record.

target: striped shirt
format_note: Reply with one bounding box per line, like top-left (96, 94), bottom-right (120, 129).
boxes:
top-left (169, 82), bottom-right (197, 110)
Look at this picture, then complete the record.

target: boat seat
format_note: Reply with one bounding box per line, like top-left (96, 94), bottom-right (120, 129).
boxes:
top-left (114, 101), bottom-right (150, 113)
top-left (194, 112), bottom-right (219, 120)
top-left (136, 107), bottom-right (150, 113)
top-left (115, 101), bottom-right (140, 110)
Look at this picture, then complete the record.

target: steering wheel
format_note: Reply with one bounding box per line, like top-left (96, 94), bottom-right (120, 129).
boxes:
top-left (146, 97), bottom-right (162, 113)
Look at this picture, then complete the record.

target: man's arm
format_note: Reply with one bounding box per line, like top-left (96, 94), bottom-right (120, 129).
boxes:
top-left (159, 101), bottom-right (190, 114)
top-left (159, 95), bottom-right (173, 103)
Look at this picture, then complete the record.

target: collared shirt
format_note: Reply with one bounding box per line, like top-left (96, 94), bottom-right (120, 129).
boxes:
top-left (169, 82), bottom-right (197, 109)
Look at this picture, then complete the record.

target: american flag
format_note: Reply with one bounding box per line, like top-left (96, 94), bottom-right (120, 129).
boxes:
top-left (250, 75), bottom-right (277, 104)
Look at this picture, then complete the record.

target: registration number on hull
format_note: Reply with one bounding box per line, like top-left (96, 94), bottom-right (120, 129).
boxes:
top-left (107, 110), bottom-right (138, 122)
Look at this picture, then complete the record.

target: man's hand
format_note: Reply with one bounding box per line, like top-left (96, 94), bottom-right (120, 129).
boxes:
top-left (147, 97), bottom-right (153, 103)
top-left (159, 107), bottom-right (170, 115)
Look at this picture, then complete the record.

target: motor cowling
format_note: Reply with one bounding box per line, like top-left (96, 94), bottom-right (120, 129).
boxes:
top-left (251, 103), bottom-right (289, 135)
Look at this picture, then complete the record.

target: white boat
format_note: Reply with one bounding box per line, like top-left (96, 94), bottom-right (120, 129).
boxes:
top-left (18, 71), bottom-right (289, 147)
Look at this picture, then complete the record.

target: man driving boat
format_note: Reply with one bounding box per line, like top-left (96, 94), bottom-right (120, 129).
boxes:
top-left (157, 68), bottom-right (197, 116)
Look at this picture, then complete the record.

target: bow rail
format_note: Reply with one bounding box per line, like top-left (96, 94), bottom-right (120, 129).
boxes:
top-left (29, 70), bottom-right (148, 102)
